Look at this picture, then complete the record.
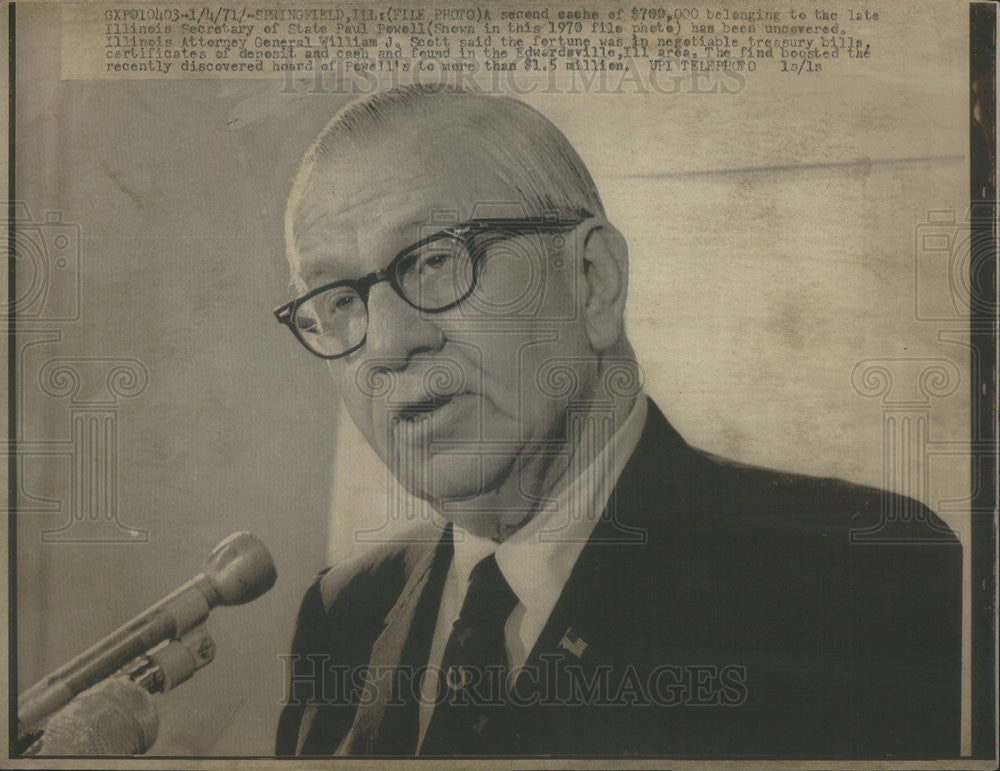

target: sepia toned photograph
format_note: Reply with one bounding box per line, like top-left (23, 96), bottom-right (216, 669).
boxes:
top-left (3, 0), bottom-right (996, 766)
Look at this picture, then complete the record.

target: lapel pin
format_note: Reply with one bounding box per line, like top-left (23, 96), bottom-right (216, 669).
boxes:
top-left (446, 665), bottom-right (471, 691)
top-left (558, 627), bottom-right (588, 658)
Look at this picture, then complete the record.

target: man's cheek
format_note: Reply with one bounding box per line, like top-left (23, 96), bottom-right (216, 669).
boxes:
top-left (334, 372), bottom-right (382, 453)
top-left (475, 334), bottom-right (532, 402)
top-left (353, 400), bottom-right (382, 450)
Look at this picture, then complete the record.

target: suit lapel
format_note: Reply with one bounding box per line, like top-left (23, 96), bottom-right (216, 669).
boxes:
top-left (342, 527), bottom-right (453, 755)
top-left (521, 398), bottom-right (684, 655)
top-left (504, 400), bottom-right (693, 750)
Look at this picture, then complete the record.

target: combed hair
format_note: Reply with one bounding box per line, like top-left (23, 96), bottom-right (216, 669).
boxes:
top-left (286, 85), bottom-right (604, 260)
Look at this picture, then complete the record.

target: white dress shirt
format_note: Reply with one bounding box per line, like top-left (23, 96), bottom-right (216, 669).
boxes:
top-left (416, 395), bottom-right (648, 749)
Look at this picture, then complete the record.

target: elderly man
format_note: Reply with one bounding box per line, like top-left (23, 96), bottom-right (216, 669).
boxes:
top-left (274, 85), bottom-right (961, 757)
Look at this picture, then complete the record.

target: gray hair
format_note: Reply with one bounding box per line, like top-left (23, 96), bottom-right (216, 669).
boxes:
top-left (286, 85), bottom-right (604, 263)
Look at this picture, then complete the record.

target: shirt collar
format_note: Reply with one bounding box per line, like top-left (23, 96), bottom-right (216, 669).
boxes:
top-left (452, 394), bottom-right (648, 615)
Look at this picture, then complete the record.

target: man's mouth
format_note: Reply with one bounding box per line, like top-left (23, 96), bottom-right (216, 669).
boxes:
top-left (394, 393), bottom-right (460, 422)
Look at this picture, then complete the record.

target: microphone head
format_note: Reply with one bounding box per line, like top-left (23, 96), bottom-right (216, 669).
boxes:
top-left (37, 677), bottom-right (158, 755)
top-left (201, 532), bottom-right (277, 606)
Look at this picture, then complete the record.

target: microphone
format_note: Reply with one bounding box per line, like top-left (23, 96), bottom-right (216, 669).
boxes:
top-left (17, 532), bottom-right (277, 736)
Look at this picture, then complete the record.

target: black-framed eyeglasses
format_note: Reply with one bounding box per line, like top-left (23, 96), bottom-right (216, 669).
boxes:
top-left (274, 216), bottom-right (587, 360)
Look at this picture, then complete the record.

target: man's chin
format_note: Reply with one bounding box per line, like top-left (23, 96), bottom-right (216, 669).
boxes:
top-left (393, 470), bottom-right (488, 508)
top-left (389, 452), bottom-right (516, 509)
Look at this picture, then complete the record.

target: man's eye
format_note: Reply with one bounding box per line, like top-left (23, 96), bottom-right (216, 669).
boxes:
top-left (295, 313), bottom-right (320, 334)
top-left (319, 292), bottom-right (357, 316)
top-left (417, 250), bottom-right (454, 274)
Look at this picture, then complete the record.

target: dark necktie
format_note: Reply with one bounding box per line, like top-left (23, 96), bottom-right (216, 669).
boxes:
top-left (419, 553), bottom-right (519, 755)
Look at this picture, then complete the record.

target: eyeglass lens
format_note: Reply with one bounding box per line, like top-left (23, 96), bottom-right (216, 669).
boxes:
top-left (293, 234), bottom-right (476, 357)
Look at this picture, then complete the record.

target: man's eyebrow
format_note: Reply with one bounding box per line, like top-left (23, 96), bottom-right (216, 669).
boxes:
top-left (390, 216), bottom-right (445, 243)
top-left (287, 266), bottom-right (343, 298)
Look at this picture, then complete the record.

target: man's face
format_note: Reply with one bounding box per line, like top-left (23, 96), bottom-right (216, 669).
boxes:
top-left (288, 131), bottom-right (599, 528)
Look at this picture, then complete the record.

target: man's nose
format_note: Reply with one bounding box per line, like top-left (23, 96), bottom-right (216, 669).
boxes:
top-left (363, 282), bottom-right (444, 364)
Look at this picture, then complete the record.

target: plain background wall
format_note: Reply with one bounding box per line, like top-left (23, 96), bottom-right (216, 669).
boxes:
top-left (13, 1), bottom-right (972, 756)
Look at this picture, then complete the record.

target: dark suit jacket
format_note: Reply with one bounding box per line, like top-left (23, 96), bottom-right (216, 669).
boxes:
top-left (276, 399), bottom-right (962, 758)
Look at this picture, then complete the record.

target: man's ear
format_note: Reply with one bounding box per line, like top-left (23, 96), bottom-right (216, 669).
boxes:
top-left (575, 217), bottom-right (629, 352)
